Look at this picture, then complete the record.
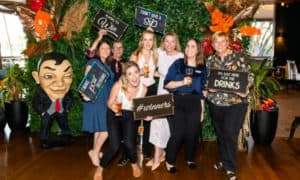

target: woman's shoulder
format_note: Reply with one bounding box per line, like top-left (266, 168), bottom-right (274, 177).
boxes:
top-left (173, 58), bottom-right (184, 65)
top-left (87, 58), bottom-right (99, 65)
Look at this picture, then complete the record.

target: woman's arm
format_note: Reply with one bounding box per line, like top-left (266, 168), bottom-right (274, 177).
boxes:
top-left (129, 53), bottom-right (138, 62)
top-left (89, 29), bottom-right (107, 52)
top-left (165, 78), bottom-right (189, 89)
top-left (81, 64), bottom-right (93, 101)
top-left (200, 99), bottom-right (205, 122)
top-left (107, 81), bottom-right (122, 113)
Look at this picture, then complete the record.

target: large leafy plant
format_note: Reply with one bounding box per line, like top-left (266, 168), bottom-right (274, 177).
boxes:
top-left (0, 64), bottom-right (27, 108)
top-left (250, 59), bottom-right (281, 110)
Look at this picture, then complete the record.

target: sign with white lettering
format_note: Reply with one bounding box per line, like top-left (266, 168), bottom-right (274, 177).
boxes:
top-left (93, 9), bottom-right (128, 40)
top-left (134, 7), bottom-right (167, 34)
top-left (78, 62), bottom-right (110, 102)
top-left (207, 69), bottom-right (248, 93)
top-left (133, 94), bottom-right (174, 120)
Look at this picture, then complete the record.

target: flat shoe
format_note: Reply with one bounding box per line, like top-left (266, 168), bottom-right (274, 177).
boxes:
top-left (226, 171), bottom-right (237, 180)
top-left (145, 159), bottom-right (153, 167)
top-left (187, 162), bottom-right (197, 169)
top-left (165, 162), bottom-right (177, 174)
top-left (213, 162), bottom-right (223, 171)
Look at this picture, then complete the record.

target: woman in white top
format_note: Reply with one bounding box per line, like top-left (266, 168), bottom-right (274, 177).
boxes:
top-left (95, 61), bottom-right (147, 180)
top-left (146, 32), bottom-right (184, 171)
top-left (130, 29), bottom-right (158, 158)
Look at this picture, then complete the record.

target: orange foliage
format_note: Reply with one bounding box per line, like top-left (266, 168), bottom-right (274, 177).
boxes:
top-left (209, 8), bottom-right (234, 33)
top-left (239, 25), bottom-right (261, 36)
top-left (34, 10), bottom-right (56, 40)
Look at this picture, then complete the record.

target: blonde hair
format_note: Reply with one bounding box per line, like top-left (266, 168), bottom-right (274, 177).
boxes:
top-left (159, 32), bottom-right (181, 52)
top-left (132, 30), bottom-right (158, 65)
top-left (212, 31), bottom-right (230, 43)
top-left (184, 38), bottom-right (206, 67)
top-left (120, 61), bottom-right (140, 92)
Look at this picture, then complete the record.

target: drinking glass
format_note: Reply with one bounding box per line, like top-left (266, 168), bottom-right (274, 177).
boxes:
top-left (143, 63), bottom-right (149, 78)
top-left (185, 67), bottom-right (193, 87)
top-left (115, 96), bottom-right (122, 116)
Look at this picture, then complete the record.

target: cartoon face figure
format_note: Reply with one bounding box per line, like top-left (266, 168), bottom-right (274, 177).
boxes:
top-left (32, 53), bottom-right (73, 100)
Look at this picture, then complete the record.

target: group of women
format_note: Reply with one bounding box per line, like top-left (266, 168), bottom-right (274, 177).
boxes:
top-left (80, 29), bottom-right (251, 180)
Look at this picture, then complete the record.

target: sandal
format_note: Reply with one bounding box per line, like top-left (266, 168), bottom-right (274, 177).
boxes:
top-left (213, 162), bottom-right (223, 171)
top-left (226, 171), bottom-right (237, 180)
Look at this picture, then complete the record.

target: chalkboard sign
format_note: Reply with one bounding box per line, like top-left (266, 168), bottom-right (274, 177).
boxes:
top-left (207, 69), bottom-right (248, 93)
top-left (134, 7), bottom-right (167, 34)
top-left (78, 62), bottom-right (110, 102)
top-left (93, 9), bottom-right (128, 40)
top-left (133, 94), bottom-right (174, 120)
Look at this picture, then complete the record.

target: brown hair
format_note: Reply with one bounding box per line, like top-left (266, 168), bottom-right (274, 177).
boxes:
top-left (184, 38), bottom-right (206, 67)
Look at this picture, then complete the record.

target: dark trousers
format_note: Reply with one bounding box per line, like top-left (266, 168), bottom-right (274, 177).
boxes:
top-left (208, 102), bottom-right (247, 172)
top-left (40, 112), bottom-right (70, 141)
top-left (166, 94), bottom-right (202, 164)
top-left (100, 110), bottom-right (137, 168)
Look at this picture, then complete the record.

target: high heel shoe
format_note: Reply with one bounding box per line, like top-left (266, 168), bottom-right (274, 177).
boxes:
top-left (165, 162), bottom-right (177, 174)
top-left (151, 161), bottom-right (161, 171)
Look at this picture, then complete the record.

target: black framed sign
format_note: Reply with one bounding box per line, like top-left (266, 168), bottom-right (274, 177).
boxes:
top-left (134, 6), bottom-right (167, 34)
top-left (207, 69), bottom-right (249, 93)
top-left (93, 9), bottom-right (128, 40)
top-left (133, 94), bottom-right (174, 120)
top-left (78, 62), bottom-right (110, 102)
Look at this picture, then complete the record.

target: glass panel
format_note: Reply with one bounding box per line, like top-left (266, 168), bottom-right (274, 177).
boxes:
top-left (0, 12), bottom-right (27, 68)
top-left (248, 21), bottom-right (274, 57)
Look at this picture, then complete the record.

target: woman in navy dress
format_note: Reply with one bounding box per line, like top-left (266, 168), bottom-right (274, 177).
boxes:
top-left (164, 38), bottom-right (207, 173)
top-left (82, 40), bottom-right (114, 167)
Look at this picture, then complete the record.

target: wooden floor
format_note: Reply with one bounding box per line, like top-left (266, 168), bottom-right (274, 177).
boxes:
top-left (1, 130), bottom-right (300, 180)
top-left (1, 89), bottom-right (300, 180)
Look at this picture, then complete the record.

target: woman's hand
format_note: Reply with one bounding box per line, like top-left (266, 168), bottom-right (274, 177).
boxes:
top-left (208, 88), bottom-right (217, 93)
top-left (235, 89), bottom-right (249, 98)
top-left (98, 29), bottom-right (107, 39)
top-left (200, 111), bottom-right (204, 123)
top-left (183, 77), bottom-right (192, 86)
top-left (144, 116), bottom-right (153, 121)
top-left (81, 94), bottom-right (91, 101)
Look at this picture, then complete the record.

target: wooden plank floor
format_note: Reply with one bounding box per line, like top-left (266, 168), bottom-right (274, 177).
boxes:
top-left (1, 130), bottom-right (300, 180)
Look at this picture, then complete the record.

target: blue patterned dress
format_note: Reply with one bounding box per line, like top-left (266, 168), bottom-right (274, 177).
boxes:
top-left (82, 58), bottom-right (114, 133)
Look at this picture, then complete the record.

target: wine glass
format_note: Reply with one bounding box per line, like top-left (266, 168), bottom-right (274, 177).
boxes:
top-left (185, 67), bottom-right (193, 88)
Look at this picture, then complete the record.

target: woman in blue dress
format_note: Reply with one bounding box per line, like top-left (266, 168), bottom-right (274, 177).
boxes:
top-left (82, 40), bottom-right (114, 167)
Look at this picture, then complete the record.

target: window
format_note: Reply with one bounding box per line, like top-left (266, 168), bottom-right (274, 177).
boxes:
top-left (0, 12), bottom-right (27, 68)
top-left (248, 21), bottom-right (274, 57)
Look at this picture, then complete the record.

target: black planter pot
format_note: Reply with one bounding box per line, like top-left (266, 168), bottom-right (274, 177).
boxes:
top-left (5, 101), bottom-right (28, 131)
top-left (250, 110), bottom-right (278, 145)
top-left (0, 107), bottom-right (6, 130)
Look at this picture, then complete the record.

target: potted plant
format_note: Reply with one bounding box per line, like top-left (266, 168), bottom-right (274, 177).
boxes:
top-left (249, 59), bottom-right (281, 145)
top-left (0, 64), bottom-right (28, 131)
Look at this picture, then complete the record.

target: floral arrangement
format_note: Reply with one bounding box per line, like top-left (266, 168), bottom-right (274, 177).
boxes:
top-left (239, 25), bottom-right (261, 36)
top-left (201, 0), bottom-right (261, 55)
top-left (0, 0), bottom-right (89, 56)
top-left (260, 98), bottom-right (278, 112)
top-left (209, 8), bottom-right (234, 33)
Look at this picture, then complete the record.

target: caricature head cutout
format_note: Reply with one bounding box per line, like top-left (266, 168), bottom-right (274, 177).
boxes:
top-left (32, 52), bottom-right (73, 100)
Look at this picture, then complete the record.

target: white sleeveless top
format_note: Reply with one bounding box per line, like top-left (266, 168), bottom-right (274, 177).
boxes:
top-left (137, 52), bottom-right (156, 87)
top-left (117, 83), bottom-right (144, 111)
